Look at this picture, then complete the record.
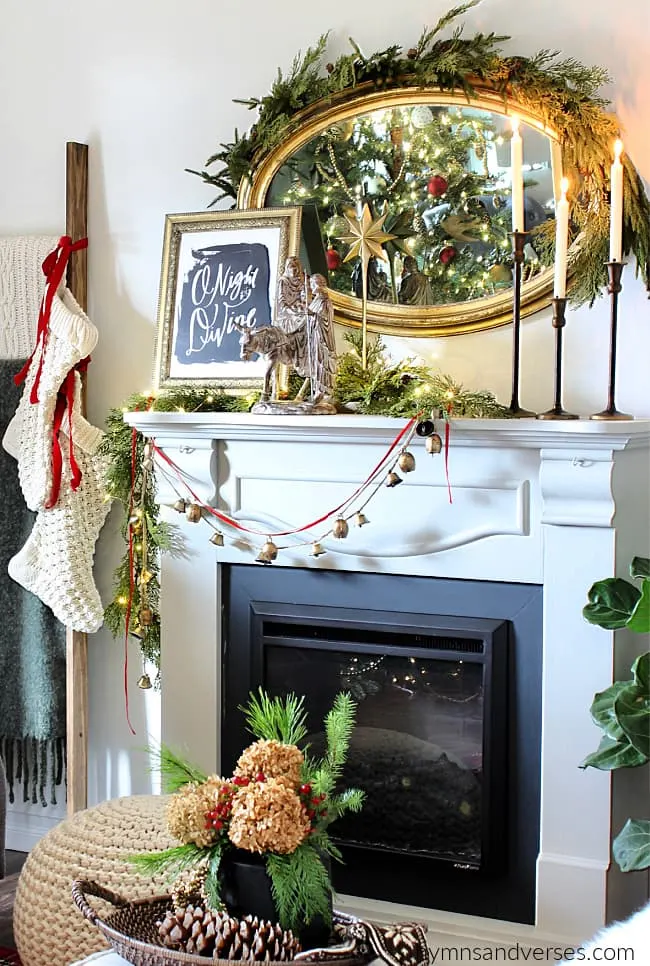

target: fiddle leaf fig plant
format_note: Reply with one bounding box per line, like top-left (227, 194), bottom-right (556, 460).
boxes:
top-left (581, 556), bottom-right (650, 872)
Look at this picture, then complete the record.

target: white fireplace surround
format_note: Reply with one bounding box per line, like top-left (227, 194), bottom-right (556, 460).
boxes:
top-left (126, 411), bottom-right (650, 947)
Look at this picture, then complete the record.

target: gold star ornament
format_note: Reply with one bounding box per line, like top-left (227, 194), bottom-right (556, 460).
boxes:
top-left (336, 203), bottom-right (397, 370)
top-left (338, 203), bottom-right (396, 270)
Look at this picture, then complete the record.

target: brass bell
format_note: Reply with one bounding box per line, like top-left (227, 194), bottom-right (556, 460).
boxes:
top-left (398, 450), bottom-right (416, 473)
top-left (310, 542), bottom-right (327, 557)
top-left (385, 471), bottom-right (402, 488)
top-left (185, 502), bottom-right (202, 523)
top-left (426, 433), bottom-right (443, 455)
top-left (256, 538), bottom-right (279, 563)
top-left (332, 517), bottom-right (349, 539)
top-left (139, 607), bottom-right (154, 626)
top-left (210, 531), bottom-right (224, 547)
top-left (137, 673), bottom-right (152, 690)
top-left (354, 512), bottom-right (369, 527)
top-left (172, 498), bottom-right (187, 513)
top-left (415, 419), bottom-right (435, 437)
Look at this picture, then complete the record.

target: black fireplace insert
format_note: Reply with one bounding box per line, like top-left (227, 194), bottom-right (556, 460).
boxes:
top-left (221, 566), bottom-right (542, 924)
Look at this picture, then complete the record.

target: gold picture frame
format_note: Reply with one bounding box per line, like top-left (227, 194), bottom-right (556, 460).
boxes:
top-left (154, 207), bottom-right (302, 391)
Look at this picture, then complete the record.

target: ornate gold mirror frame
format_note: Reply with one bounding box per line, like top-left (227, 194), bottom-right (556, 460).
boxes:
top-left (238, 85), bottom-right (560, 337)
top-left (190, 6), bottom-right (650, 338)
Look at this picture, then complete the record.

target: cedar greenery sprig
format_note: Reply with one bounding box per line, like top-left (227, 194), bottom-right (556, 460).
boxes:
top-left (190, 2), bottom-right (650, 303)
top-left (266, 844), bottom-right (333, 932)
top-left (101, 388), bottom-right (251, 676)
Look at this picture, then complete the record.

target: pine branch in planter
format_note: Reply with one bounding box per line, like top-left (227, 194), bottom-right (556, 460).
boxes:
top-left (240, 689), bottom-right (309, 746)
top-left (152, 743), bottom-right (209, 793)
top-left (129, 843), bottom-right (206, 879)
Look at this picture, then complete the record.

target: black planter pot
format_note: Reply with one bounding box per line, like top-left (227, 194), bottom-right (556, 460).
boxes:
top-left (219, 849), bottom-right (332, 951)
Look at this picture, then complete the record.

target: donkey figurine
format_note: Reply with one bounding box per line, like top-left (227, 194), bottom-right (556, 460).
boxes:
top-left (234, 322), bottom-right (309, 401)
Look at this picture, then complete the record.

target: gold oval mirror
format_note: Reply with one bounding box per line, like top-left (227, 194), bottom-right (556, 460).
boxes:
top-left (240, 87), bottom-right (561, 337)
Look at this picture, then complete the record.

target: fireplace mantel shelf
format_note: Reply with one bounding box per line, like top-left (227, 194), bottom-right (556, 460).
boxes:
top-left (125, 411), bottom-right (650, 451)
top-left (130, 406), bottom-right (650, 944)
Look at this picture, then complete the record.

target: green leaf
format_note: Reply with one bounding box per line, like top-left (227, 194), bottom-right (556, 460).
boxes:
top-left (589, 682), bottom-right (628, 740)
top-left (580, 734), bottom-right (647, 770)
top-left (627, 580), bottom-right (650, 633)
top-left (583, 577), bottom-right (641, 629)
top-left (614, 682), bottom-right (650, 759)
top-left (632, 651), bottom-right (650, 691)
top-left (612, 819), bottom-right (650, 872)
top-left (630, 557), bottom-right (650, 579)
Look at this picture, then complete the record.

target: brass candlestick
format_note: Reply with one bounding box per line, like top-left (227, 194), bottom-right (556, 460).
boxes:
top-left (506, 231), bottom-right (536, 417)
top-left (591, 261), bottom-right (632, 420)
top-left (537, 298), bottom-right (579, 420)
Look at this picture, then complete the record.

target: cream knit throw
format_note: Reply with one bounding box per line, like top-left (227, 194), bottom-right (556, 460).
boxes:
top-left (0, 235), bottom-right (61, 360)
top-left (8, 288), bottom-right (98, 511)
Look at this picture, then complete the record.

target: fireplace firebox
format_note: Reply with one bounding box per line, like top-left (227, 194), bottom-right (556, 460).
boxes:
top-left (222, 565), bottom-right (542, 924)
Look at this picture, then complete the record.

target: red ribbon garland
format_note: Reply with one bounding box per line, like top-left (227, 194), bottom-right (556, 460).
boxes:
top-left (444, 413), bottom-right (453, 504)
top-left (122, 428), bottom-right (138, 735)
top-left (152, 415), bottom-right (418, 539)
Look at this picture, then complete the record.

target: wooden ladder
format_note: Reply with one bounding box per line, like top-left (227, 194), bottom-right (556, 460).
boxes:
top-left (65, 141), bottom-right (89, 815)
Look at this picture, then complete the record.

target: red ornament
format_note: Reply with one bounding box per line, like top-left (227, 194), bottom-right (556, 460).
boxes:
top-left (326, 247), bottom-right (342, 271)
top-left (439, 246), bottom-right (458, 265)
top-left (427, 175), bottom-right (449, 197)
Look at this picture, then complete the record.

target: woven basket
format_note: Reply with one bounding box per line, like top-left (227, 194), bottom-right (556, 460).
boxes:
top-left (72, 880), bottom-right (369, 966)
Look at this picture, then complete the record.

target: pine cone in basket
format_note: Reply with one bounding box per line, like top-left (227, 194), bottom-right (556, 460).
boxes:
top-left (157, 903), bottom-right (219, 956)
top-left (158, 905), bottom-right (302, 961)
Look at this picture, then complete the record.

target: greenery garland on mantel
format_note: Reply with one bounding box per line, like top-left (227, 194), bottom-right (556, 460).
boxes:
top-left (188, 0), bottom-right (650, 305)
top-left (102, 333), bottom-right (508, 676)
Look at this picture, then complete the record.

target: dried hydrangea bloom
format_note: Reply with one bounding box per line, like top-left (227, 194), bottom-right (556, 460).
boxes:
top-left (228, 777), bottom-right (311, 854)
top-left (234, 739), bottom-right (304, 786)
top-left (166, 777), bottom-right (230, 847)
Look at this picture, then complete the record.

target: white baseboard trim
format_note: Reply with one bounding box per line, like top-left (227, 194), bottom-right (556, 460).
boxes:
top-left (5, 802), bottom-right (66, 852)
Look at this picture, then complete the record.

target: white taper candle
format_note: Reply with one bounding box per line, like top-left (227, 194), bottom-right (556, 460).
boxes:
top-left (609, 139), bottom-right (624, 262)
top-left (553, 178), bottom-right (570, 298)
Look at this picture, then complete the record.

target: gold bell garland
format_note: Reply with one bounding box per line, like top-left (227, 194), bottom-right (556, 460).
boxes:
top-left (102, 348), bottom-right (508, 677)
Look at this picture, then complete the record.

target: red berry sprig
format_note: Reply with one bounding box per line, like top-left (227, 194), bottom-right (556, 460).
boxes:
top-left (204, 783), bottom-right (237, 833)
top-left (299, 783), bottom-right (328, 827)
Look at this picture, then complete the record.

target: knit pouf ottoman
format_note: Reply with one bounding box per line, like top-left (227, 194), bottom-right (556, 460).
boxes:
top-left (13, 794), bottom-right (174, 966)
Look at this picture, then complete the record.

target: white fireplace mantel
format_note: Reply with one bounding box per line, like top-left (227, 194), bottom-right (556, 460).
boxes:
top-left (125, 412), bottom-right (650, 946)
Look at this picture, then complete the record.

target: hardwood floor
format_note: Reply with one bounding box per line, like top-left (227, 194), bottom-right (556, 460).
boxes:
top-left (0, 852), bottom-right (27, 950)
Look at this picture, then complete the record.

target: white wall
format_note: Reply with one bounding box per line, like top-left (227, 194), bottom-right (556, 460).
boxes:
top-left (1, 0), bottom-right (649, 814)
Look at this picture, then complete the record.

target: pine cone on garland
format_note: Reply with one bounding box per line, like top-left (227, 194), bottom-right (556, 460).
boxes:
top-left (158, 906), bottom-right (302, 961)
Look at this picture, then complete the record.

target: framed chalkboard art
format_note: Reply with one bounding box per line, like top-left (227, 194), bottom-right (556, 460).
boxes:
top-left (154, 207), bottom-right (302, 391)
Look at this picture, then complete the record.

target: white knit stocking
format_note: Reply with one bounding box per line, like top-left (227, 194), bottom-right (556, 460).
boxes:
top-left (11, 287), bottom-right (97, 511)
top-left (8, 424), bottom-right (110, 633)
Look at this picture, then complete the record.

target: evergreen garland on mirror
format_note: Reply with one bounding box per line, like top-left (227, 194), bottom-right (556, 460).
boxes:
top-left (188, 1), bottom-right (650, 305)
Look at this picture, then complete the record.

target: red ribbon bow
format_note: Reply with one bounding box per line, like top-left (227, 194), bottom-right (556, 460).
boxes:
top-left (15, 235), bottom-right (89, 508)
